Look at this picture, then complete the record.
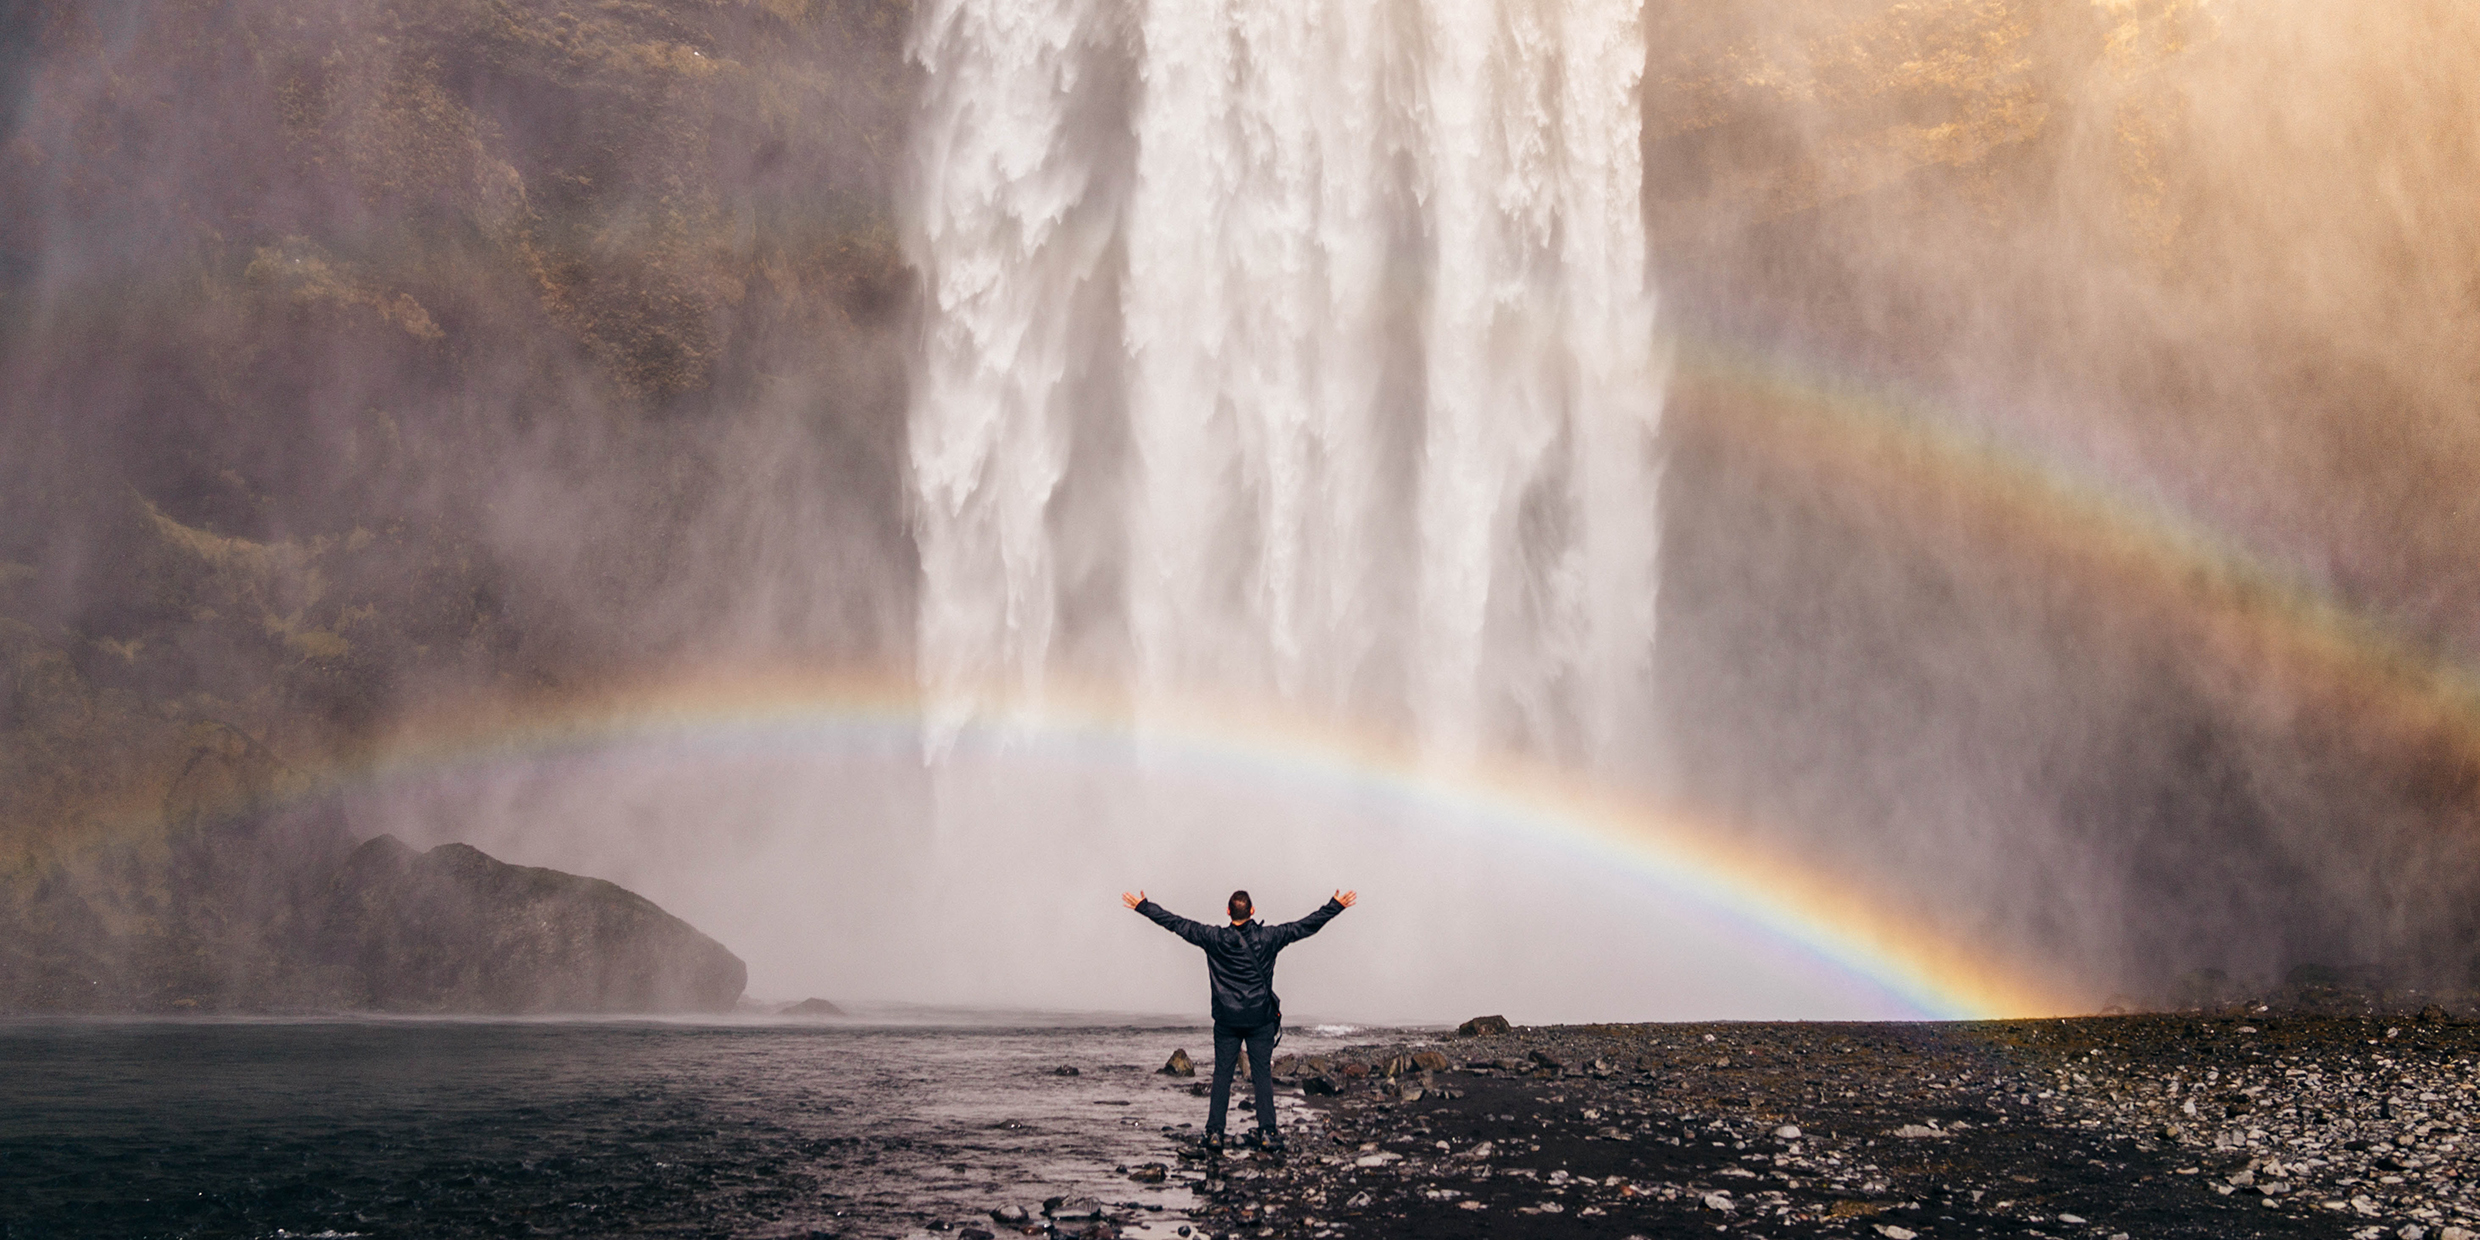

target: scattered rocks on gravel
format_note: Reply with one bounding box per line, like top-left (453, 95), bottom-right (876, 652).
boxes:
top-left (1109, 1012), bottom-right (2480, 1239)
top-left (956, 1003), bottom-right (2480, 1240)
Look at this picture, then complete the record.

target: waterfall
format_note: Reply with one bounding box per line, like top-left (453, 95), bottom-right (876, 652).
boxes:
top-left (906, 0), bottom-right (1663, 767)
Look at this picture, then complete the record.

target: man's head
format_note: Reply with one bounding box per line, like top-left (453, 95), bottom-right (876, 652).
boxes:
top-left (1227, 890), bottom-right (1253, 923)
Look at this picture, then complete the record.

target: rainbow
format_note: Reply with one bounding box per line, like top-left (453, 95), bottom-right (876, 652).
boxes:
top-left (1666, 340), bottom-right (2480, 770)
top-left (37, 342), bottom-right (2477, 1023)
top-left (321, 667), bottom-right (2085, 1021)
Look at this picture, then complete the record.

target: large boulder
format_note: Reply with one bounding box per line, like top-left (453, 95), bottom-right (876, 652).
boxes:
top-left (0, 810), bottom-right (745, 1014)
top-left (319, 836), bottom-right (746, 1014)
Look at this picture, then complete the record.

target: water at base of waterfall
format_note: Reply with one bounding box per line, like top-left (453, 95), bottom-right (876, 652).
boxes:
top-left (0, 1017), bottom-right (1375, 1238)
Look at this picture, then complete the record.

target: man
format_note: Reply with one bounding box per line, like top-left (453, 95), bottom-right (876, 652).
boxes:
top-left (1121, 886), bottom-right (1357, 1152)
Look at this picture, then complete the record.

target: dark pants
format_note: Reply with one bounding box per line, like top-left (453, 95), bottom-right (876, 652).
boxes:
top-left (1207, 1020), bottom-right (1279, 1136)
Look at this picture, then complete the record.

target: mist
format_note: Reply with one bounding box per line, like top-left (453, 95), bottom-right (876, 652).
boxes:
top-left (6, 0), bottom-right (2480, 1019)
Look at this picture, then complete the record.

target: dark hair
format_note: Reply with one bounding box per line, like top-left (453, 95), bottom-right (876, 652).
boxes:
top-left (1227, 890), bottom-right (1253, 921)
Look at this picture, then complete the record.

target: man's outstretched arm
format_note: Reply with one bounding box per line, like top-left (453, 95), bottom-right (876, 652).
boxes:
top-left (1267, 889), bottom-right (1355, 947)
top-left (1122, 890), bottom-right (1218, 946)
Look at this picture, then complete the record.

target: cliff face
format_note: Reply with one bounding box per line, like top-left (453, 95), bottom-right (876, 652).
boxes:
top-left (1637, 0), bottom-right (2480, 996)
top-left (1, 0), bottom-right (917, 858)
top-left (1643, 0), bottom-right (2480, 658)
top-left (1, 812), bottom-right (746, 1014)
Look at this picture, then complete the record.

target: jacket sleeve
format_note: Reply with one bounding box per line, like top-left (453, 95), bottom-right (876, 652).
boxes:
top-left (1266, 897), bottom-right (1345, 948)
top-left (1136, 899), bottom-right (1218, 947)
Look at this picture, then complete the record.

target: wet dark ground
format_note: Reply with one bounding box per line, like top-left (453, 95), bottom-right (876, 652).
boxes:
top-left (0, 1018), bottom-right (1237, 1239)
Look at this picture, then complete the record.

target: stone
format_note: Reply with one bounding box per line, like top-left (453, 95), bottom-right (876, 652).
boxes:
top-left (1702, 1192), bottom-right (1736, 1212)
top-left (2, 818), bottom-right (749, 1014)
top-left (781, 997), bottom-right (844, 1016)
top-left (960, 1230), bottom-right (995, 1240)
top-left (1301, 1075), bottom-right (1342, 1096)
top-left (1411, 1050), bottom-right (1450, 1072)
top-left (1128, 1163), bottom-right (1168, 1184)
top-left (1053, 1066), bottom-right (1081, 1076)
top-left (1874, 1227), bottom-right (1918, 1240)
top-left (991, 1205), bottom-right (1030, 1225)
top-left (1773, 1124), bottom-right (1803, 1140)
top-left (1047, 1196), bottom-right (1103, 1220)
top-left (1161, 1049), bottom-right (1196, 1077)
top-left (1354, 1151), bottom-right (1402, 1167)
top-left (1456, 1015), bottom-right (1512, 1037)
top-left (1890, 1124), bottom-right (1946, 1139)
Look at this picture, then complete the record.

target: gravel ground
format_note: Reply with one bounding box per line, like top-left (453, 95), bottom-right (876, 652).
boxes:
top-left (997, 1011), bottom-right (2480, 1240)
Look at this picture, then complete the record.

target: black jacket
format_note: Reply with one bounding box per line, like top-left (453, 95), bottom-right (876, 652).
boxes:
top-left (1138, 897), bottom-right (1345, 1028)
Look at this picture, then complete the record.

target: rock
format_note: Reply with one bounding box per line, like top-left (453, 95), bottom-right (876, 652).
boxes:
top-left (1702, 1191), bottom-right (1736, 1212)
top-left (960, 1230), bottom-right (994, 1240)
top-left (1053, 1066), bottom-right (1081, 1076)
top-left (1128, 1162), bottom-right (1168, 1183)
top-left (1301, 1074), bottom-right (1343, 1096)
top-left (1047, 1196), bottom-right (1103, 1220)
top-left (1354, 1151), bottom-right (1402, 1167)
top-left (1411, 1050), bottom-right (1450, 1071)
top-left (1773, 1124), bottom-right (1803, 1140)
top-left (1456, 1015), bottom-right (1512, 1037)
top-left (2058, 1214), bottom-right (2086, 1224)
top-left (1160, 1048), bottom-right (1196, 1077)
top-left (1, 817), bottom-right (748, 1014)
top-left (1874, 1227), bottom-right (1918, 1240)
top-left (990, 1205), bottom-right (1029, 1225)
top-left (1890, 1124), bottom-right (1946, 1139)
top-left (781, 997), bottom-right (844, 1016)
top-left (2421, 1004), bottom-right (2450, 1023)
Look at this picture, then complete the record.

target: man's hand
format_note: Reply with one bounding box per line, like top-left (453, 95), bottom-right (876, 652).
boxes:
top-left (1333, 889), bottom-right (1357, 908)
top-left (1122, 890), bottom-right (1146, 910)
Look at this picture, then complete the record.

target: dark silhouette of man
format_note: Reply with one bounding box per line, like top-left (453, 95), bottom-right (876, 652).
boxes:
top-left (1122, 887), bottom-right (1356, 1152)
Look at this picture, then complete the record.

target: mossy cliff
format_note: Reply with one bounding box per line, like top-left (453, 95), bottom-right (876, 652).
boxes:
top-left (0, 0), bottom-right (913, 1010)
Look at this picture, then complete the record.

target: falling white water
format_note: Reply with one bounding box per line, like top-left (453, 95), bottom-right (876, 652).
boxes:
top-left (907, 0), bottom-right (1663, 767)
top-left (903, 0), bottom-right (1121, 737)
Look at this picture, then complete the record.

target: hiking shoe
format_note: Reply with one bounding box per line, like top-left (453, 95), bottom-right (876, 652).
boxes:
top-left (1248, 1130), bottom-right (1286, 1155)
top-left (1200, 1132), bottom-right (1228, 1154)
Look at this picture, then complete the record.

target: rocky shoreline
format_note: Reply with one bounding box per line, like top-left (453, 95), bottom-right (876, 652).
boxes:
top-left (974, 1012), bottom-right (2480, 1240)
